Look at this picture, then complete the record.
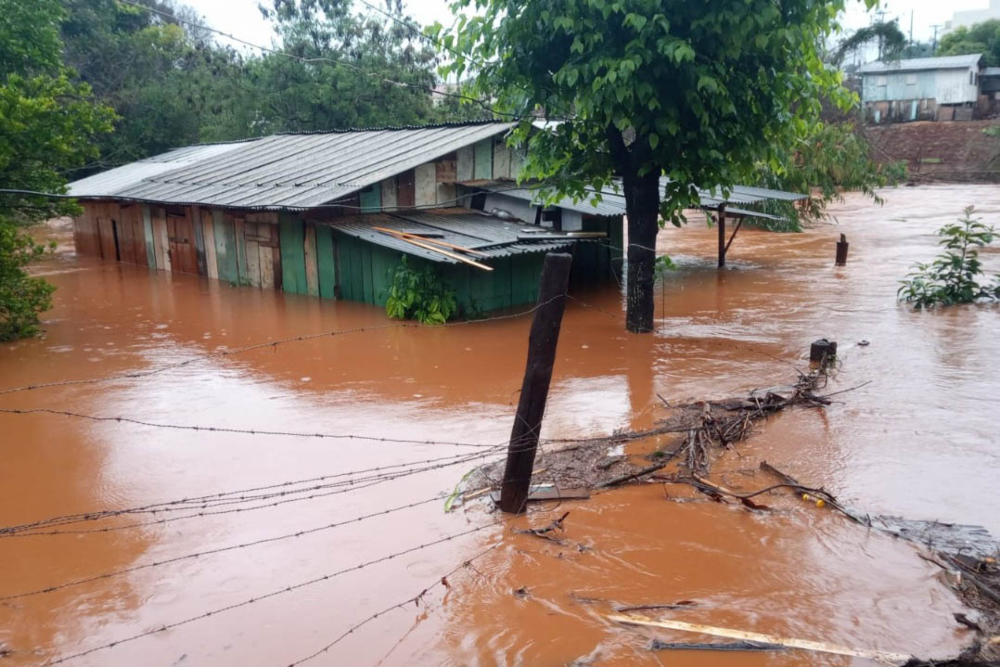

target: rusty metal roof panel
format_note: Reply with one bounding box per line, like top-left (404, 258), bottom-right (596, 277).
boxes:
top-left (328, 208), bottom-right (572, 264)
top-left (69, 122), bottom-right (514, 210)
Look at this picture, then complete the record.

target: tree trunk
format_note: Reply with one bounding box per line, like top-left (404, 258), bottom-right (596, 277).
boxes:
top-left (623, 170), bottom-right (660, 333)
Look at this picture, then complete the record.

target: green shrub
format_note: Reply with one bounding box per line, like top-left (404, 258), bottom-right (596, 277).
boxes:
top-left (383, 256), bottom-right (457, 325)
top-left (0, 222), bottom-right (56, 341)
top-left (898, 206), bottom-right (1000, 308)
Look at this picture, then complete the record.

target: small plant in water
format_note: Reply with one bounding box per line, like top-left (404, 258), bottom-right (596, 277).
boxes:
top-left (384, 256), bottom-right (458, 325)
top-left (898, 206), bottom-right (1000, 308)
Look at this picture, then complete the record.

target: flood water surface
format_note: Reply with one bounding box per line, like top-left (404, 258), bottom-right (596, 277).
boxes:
top-left (1, 184), bottom-right (999, 665)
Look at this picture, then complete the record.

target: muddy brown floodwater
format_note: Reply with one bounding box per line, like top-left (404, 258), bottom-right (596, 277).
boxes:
top-left (1, 184), bottom-right (998, 667)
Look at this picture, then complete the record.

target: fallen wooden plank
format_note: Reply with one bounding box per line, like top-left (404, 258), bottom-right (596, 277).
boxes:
top-left (378, 231), bottom-right (494, 271)
top-left (607, 614), bottom-right (912, 664)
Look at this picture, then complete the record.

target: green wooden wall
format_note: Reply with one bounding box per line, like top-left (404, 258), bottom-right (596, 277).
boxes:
top-left (333, 232), bottom-right (400, 306)
top-left (315, 225), bottom-right (337, 299)
top-left (213, 210), bottom-right (239, 284)
top-left (359, 183), bottom-right (382, 213)
top-left (570, 216), bottom-right (624, 287)
top-left (279, 215), bottom-right (308, 295)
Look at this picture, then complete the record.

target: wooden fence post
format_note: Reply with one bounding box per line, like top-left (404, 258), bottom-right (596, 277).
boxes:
top-left (499, 252), bottom-right (573, 514)
top-left (835, 234), bottom-right (849, 266)
top-left (717, 204), bottom-right (727, 268)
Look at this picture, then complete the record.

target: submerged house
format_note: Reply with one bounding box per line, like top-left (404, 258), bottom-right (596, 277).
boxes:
top-left (68, 121), bottom-right (625, 312)
top-left (68, 120), bottom-right (803, 313)
top-left (857, 54), bottom-right (986, 123)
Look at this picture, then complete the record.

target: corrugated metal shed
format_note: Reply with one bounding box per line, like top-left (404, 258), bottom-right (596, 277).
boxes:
top-left (68, 122), bottom-right (514, 210)
top-left (330, 208), bottom-right (573, 264)
top-left (856, 54), bottom-right (983, 74)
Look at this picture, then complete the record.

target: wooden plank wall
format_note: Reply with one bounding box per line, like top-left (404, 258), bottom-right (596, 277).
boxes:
top-left (279, 214), bottom-right (307, 295)
top-left (314, 224), bottom-right (337, 299)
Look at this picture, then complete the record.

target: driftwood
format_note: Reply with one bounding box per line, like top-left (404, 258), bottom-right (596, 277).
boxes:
top-left (609, 614), bottom-right (912, 664)
top-left (672, 371), bottom-right (833, 475)
top-left (649, 639), bottom-right (785, 652)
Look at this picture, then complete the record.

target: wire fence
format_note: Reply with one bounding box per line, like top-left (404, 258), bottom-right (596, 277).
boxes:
top-left (0, 282), bottom-right (645, 662)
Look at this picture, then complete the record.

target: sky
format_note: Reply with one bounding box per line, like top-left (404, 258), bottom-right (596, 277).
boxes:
top-left (184, 0), bottom-right (995, 57)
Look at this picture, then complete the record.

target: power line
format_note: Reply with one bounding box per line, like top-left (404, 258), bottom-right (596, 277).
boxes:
top-left (114, 0), bottom-right (535, 120)
top-left (42, 522), bottom-right (497, 665)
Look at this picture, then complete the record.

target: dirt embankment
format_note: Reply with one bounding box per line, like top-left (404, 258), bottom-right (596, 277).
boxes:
top-left (865, 120), bottom-right (1000, 183)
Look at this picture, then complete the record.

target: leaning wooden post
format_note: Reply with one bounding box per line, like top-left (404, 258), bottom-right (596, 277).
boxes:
top-left (717, 204), bottom-right (727, 268)
top-left (835, 233), bottom-right (849, 266)
top-left (499, 252), bottom-right (573, 514)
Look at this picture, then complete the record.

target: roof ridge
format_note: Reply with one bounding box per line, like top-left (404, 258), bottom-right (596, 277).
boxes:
top-left (273, 120), bottom-right (513, 136)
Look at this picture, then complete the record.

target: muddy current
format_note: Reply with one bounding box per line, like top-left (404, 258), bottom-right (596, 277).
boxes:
top-left (1, 184), bottom-right (999, 666)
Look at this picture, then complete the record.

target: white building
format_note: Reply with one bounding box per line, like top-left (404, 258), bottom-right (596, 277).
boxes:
top-left (944, 0), bottom-right (1000, 33)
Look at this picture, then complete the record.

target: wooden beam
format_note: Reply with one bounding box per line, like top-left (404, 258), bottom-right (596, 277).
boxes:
top-left (607, 615), bottom-right (911, 664)
top-left (723, 215), bottom-right (745, 256)
top-left (379, 231), bottom-right (494, 271)
top-left (372, 226), bottom-right (489, 257)
top-left (717, 204), bottom-right (727, 268)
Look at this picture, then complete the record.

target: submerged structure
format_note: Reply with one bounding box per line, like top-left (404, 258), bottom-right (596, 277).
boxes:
top-left (67, 121), bottom-right (802, 313)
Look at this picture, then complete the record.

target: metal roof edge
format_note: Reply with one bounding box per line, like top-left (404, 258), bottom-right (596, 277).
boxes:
top-left (274, 120), bottom-right (514, 136)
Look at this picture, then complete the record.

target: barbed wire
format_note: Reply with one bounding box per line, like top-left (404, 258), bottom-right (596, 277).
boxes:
top-left (1, 450), bottom-right (497, 538)
top-left (0, 407), bottom-right (499, 449)
top-left (286, 540), bottom-right (502, 666)
top-left (0, 449), bottom-right (493, 536)
top-left (42, 522), bottom-right (497, 665)
top-left (0, 493), bottom-right (453, 602)
top-left (0, 293), bottom-right (565, 398)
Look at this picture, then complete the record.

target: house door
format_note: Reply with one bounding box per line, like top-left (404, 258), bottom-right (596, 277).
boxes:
top-left (910, 100), bottom-right (918, 120)
top-left (166, 213), bottom-right (198, 274)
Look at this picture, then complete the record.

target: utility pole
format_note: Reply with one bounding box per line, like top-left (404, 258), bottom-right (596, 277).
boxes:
top-left (931, 24), bottom-right (942, 54)
top-left (499, 253), bottom-right (572, 514)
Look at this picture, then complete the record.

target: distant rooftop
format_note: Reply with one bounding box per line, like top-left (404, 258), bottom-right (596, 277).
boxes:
top-left (856, 54), bottom-right (983, 75)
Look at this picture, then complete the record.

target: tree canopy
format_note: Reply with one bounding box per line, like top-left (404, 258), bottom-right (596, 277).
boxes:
top-left (439, 0), bottom-right (870, 332)
top-left (0, 0), bottom-right (114, 340)
top-left (58, 0), bottom-right (482, 176)
top-left (938, 19), bottom-right (1000, 67)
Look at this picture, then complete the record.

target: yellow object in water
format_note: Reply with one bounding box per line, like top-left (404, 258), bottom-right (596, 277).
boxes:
top-left (815, 499), bottom-right (826, 508)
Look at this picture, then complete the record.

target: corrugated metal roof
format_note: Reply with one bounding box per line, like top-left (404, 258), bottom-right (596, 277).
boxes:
top-left (329, 208), bottom-right (573, 264)
top-left (66, 142), bottom-right (257, 198)
top-left (68, 122), bottom-right (514, 210)
top-left (856, 54), bottom-right (983, 74)
top-left (481, 185), bottom-right (627, 216)
top-left (474, 177), bottom-right (804, 215)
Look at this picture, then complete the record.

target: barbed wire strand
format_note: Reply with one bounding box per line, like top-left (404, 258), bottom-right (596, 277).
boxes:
top-left (0, 450), bottom-right (496, 538)
top-left (0, 493), bottom-right (453, 602)
top-left (287, 541), bottom-right (502, 666)
top-left (0, 450), bottom-right (493, 536)
top-left (41, 522), bottom-right (497, 665)
top-left (0, 293), bottom-right (566, 398)
top-left (0, 407), bottom-right (499, 449)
